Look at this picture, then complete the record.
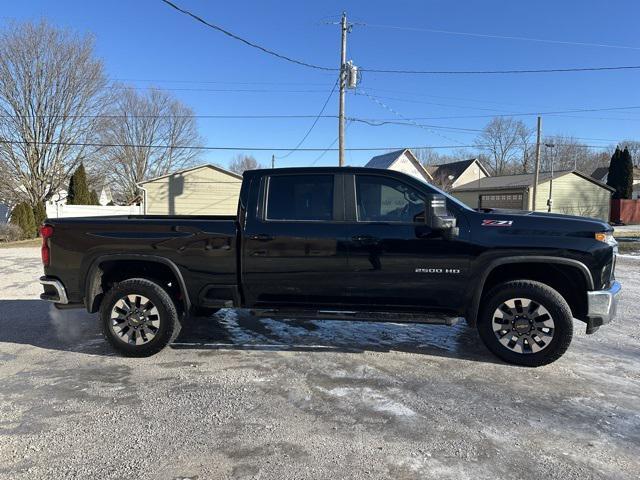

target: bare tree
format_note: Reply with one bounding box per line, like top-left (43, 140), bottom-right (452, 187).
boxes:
top-left (475, 117), bottom-right (532, 175)
top-left (540, 135), bottom-right (600, 173)
top-left (620, 140), bottom-right (640, 167)
top-left (0, 21), bottom-right (109, 207)
top-left (229, 154), bottom-right (262, 174)
top-left (517, 125), bottom-right (535, 173)
top-left (98, 87), bottom-right (202, 202)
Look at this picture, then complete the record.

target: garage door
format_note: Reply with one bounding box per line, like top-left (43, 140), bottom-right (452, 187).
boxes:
top-left (479, 193), bottom-right (524, 210)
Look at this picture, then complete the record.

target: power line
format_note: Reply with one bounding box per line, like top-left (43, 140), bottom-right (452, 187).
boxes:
top-left (109, 85), bottom-right (332, 93)
top-left (4, 103), bottom-right (640, 122)
top-left (361, 65), bottom-right (640, 75)
top-left (357, 89), bottom-right (467, 145)
top-left (160, 2), bottom-right (640, 76)
top-left (0, 139), bottom-right (614, 151)
top-left (159, 0), bottom-right (335, 71)
top-left (0, 113), bottom-right (337, 120)
top-left (359, 23), bottom-right (640, 51)
top-left (309, 120), bottom-right (354, 166)
top-left (114, 78), bottom-right (333, 86)
top-left (349, 118), bottom-right (482, 133)
top-left (276, 78), bottom-right (339, 159)
top-left (350, 105), bottom-right (640, 121)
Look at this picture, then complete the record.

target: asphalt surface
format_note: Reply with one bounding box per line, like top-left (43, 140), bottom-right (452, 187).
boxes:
top-left (0, 247), bottom-right (639, 480)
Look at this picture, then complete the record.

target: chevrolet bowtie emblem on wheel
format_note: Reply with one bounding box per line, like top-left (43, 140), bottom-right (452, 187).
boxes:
top-left (482, 219), bottom-right (513, 227)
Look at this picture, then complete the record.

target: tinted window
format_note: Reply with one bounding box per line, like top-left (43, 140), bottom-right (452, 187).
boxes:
top-left (356, 175), bottom-right (424, 223)
top-left (266, 175), bottom-right (334, 221)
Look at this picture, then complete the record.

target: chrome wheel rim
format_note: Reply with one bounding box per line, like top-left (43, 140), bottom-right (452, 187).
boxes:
top-left (492, 298), bottom-right (555, 354)
top-left (110, 294), bottom-right (160, 346)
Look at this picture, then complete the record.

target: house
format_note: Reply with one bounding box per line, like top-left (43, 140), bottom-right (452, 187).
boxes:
top-left (98, 186), bottom-right (114, 206)
top-left (365, 149), bottom-right (432, 183)
top-left (138, 164), bottom-right (243, 215)
top-left (424, 158), bottom-right (489, 190)
top-left (591, 166), bottom-right (640, 199)
top-left (452, 170), bottom-right (615, 221)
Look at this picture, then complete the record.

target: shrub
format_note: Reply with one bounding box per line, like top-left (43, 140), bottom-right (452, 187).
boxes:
top-left (0, 223), bottom-right (23, 242)
top-left (9, 202), bottom-right (37, 239)
top-left (67, 163), bottom-right (91, 204)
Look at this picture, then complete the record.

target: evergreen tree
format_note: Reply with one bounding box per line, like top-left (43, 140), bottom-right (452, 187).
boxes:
top-left (620, 147), bottom-right (634, 199)
top-left (32, 202), bottom-right (47, 231)
top-left (606, 147), bottom-right (623, 199)
top-left (9, 202), bottom-right (36, 239)
top-left (67, 164), bottom-right (91, 204)
top-left (89, 190), bottom-right (100, 205)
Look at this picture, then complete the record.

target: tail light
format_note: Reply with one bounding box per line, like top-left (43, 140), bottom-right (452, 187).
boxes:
top-left (40, 224), bottom-right (54, 266)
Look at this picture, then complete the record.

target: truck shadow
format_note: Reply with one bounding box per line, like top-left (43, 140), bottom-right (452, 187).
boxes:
top-left (173, 309), bottom-right (499, 364)
top-left (0, 300), bottom-right (498, 364)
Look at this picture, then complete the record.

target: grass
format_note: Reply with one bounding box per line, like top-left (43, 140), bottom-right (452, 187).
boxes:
top-left (0, 238), bottom-right (41, 249)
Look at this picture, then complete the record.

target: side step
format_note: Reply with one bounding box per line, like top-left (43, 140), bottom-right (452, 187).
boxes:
top-left (250, 309), bottom-right (462, 326)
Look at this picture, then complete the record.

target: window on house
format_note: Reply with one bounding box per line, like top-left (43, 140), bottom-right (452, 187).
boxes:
top-left (266, 175), bottom-right (334, 221)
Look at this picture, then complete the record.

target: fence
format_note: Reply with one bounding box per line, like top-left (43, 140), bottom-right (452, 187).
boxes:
top-left (46, 203), bottom-right (143, 219)
top-left (610, 199), bottom-right (640, 225)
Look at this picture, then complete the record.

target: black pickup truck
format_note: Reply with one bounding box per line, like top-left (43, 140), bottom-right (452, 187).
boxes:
top-left (39, 167), bottom-right (621, 366)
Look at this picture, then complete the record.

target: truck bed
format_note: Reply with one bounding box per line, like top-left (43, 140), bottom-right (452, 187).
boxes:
top-left (44, 215), bottom-right (239, 307)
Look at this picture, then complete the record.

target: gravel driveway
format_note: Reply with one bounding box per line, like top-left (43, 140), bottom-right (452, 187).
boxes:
top-left (1, 247), bottom-right (639, 479)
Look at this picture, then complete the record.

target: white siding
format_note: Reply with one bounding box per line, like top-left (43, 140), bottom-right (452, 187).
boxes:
top-left (389, 153), bottom-right (430, 182)
top-left (452, 162), bottom-right (487, 188)
top-left (142, 166), bottom-right (242, 215)
top-left (534, 174), bottom-right (611, 221)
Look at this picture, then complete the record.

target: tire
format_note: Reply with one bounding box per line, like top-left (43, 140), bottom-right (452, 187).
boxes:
top-left (191, 306), bottom-right (220, 317)
top-left (477, 280), bottom-right (573, 367)
top-left (100, 278), bottom-right (181, 357)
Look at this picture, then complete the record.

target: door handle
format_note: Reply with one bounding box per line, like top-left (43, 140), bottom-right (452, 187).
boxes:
top-left (249, 233), bottom-right (273, 242)
top-left (351, 235), bottom-right (378, 242)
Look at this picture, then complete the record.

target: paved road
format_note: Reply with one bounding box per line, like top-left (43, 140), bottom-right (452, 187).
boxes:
top-left (1, 247), bottom-right (639, 479)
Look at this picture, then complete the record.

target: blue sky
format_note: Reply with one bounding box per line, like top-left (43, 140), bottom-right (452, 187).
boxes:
top-left (3, 0), bottom-right (640, 169)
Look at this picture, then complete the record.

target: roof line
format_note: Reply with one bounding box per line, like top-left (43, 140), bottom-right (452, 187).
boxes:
top-left (138, 163), bottom-right (243, 184)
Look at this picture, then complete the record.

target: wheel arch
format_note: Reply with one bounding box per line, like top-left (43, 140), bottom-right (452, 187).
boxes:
top-left (84, 254), bottom-right (191, 314)
top-left (466, 256), bottom-right (593, 326)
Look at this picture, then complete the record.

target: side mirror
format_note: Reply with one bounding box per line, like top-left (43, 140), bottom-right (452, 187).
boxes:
top-left (425, 194), bottom-right (458, 237)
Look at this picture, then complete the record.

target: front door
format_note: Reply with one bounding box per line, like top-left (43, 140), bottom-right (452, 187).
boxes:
top-left (241, 173), bottom-right (349, 307)
top-left (342, 173), bottom-right (472, 312)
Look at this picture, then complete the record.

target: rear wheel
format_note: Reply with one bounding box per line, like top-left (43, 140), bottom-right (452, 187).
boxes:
top-left (477, 280), bottom-right (573, 367)
top-left (100, 278), bottom-right (181, 357)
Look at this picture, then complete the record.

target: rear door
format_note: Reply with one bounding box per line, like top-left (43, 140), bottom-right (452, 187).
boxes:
top-left (241, 173), bottom-right (350, 307)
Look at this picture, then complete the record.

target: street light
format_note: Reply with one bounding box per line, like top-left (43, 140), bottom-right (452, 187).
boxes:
top-left (545, 143), bottom-right (555, 212)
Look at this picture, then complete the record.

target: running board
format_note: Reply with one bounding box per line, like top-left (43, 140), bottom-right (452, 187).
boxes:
top-left (250, 309), bottom-right (462, 326)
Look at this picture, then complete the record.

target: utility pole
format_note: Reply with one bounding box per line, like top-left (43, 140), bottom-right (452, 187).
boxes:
top-left (338, 12), bottom-right (347, 167)
top-left (532, 116), bottom-right (542, 211)
top-left (271, 154), bottom-right (275, 169)
top-left (546, 143), bottom-right (556, 213)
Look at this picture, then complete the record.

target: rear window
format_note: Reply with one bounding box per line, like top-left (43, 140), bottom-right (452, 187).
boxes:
top-left (266, 175), bottom-right (334, 221)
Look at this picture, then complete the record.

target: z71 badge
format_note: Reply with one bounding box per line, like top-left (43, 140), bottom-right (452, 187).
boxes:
top-left (482, 219), bottom-right (513, 227)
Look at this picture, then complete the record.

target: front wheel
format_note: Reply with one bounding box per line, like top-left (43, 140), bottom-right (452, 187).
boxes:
top-left (477, 280), bottom-right (573, 367)
top-left (100, 278), bottom-right (181, 357)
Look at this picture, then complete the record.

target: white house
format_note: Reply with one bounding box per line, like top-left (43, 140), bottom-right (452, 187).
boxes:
top-left (365, 149), bottom-right (432, 183)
